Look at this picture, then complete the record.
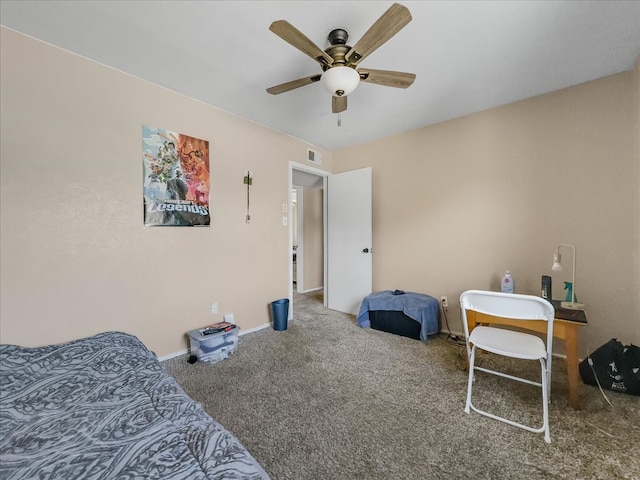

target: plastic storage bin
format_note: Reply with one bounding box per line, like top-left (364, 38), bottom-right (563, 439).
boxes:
top-left (187, 324), bottom-right (239, 363)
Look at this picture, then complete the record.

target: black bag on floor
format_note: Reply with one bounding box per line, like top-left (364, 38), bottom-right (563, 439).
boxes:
top-left (579, 339), bottom-right (640, 395)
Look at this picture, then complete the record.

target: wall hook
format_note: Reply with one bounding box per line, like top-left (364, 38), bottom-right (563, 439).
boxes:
top-left (244, 171), bottom-right (253, 223)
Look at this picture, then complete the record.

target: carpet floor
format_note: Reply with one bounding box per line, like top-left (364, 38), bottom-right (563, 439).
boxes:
top-left (163, 291), bottom-right (639, 480)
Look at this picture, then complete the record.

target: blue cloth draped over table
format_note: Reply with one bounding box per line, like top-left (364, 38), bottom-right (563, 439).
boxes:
top-left (356, 290), bottom-right (440, 341)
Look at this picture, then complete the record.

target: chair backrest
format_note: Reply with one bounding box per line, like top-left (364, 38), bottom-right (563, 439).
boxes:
top-left (459, 290), bottom-right (555, 349)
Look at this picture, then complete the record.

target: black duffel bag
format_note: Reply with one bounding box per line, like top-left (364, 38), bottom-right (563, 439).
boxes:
top-left (579, 338), bottom-right (640, 396)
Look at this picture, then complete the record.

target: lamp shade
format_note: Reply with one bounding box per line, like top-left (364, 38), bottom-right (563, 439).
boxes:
top-left (321, 66), bottom-right (360, 97)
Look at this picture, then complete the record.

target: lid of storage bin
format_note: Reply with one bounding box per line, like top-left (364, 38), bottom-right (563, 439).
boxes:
top-left (187, 324), bottom-right (238, 340)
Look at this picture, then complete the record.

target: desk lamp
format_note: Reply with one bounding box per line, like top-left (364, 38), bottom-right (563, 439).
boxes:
top-left (552, 244), bottom-right (585, 310)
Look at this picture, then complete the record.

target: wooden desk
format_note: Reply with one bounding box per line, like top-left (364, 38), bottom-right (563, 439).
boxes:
top-left (466, 310), bottom-right (586, 410)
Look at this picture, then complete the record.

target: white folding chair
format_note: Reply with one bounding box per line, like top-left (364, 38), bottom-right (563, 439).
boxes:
top-left (459, 290), bottom-right (555, 443)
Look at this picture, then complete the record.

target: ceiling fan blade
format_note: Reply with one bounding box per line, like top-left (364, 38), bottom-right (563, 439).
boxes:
top-left (270, 20), bottom-right (334, 67)
top-left (358, 68), bottom-right (416, 88)
top-left (267, 74), bottom-right (322, 95)
top-left (332, 96), bottom-right (347, 114)
top-left (345, 3), bottom-right (412, 65)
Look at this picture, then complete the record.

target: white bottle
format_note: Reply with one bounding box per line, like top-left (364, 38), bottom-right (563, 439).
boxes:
top-left (501, 270), bottom-right (514, 293)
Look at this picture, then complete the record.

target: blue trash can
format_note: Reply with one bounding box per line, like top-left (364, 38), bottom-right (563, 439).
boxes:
top-left (271, 298), bottom-right (289, 331)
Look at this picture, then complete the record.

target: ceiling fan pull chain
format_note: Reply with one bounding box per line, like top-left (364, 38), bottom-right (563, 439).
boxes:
top-left (337, 113), bottom-right (342, 127)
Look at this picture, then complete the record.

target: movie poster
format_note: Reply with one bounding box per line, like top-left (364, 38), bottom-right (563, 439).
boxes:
top-left (142, 125), bottom-right (210, 226)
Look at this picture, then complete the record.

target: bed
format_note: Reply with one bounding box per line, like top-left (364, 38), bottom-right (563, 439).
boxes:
top-left (356, 290), bottom-right (440, 341)
top-left (0, 331), bottom-right (269, 480)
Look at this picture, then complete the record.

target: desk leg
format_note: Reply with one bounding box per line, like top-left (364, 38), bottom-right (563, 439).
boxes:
top-left (565, 326), bottom-right (580, 410)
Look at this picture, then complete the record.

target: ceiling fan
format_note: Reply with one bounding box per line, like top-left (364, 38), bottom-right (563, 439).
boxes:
top-left (266, 3), bottom-right (416, 115)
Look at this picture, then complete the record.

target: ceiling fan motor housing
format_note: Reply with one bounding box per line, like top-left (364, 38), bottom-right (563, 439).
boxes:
top-left (328, 28), bottom-right (349, 46)
top-left (322, 35), bottom-right (359, 97)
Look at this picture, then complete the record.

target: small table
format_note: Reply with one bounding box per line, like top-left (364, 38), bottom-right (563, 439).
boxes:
top-left (465, 305), bottom-right (586, 410)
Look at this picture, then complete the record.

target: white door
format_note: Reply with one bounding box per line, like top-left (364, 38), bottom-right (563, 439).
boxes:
top-left (327, 167), bottom-right (372, 314)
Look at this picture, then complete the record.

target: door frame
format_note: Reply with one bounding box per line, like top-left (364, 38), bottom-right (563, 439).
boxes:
top-left (288, 161), bottom-right (328, 318)
top-left (293, 185), bottom-right (303, 293)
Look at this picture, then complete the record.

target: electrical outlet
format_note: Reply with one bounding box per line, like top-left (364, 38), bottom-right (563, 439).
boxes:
top-left (440, 296), bottom-right (448, 308)
top-left (224, 313), bottom-right (235, 324)
top-left (210, 302), bottom-right (218, 315)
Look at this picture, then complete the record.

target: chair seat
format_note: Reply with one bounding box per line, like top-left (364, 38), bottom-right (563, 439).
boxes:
top-left (469, 326), bottom-right (546, 360)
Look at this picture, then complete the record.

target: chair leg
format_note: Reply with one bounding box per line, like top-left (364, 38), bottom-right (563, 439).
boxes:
top-left (465, 346), bottom-right (476, 414)
top-left (540, 358), bottom-right (551, 443)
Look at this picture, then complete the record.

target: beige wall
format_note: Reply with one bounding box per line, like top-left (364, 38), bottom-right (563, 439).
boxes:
top-left (333, 68), bottom-right (640, 356)
top-left (302, 187), bottom-right (324, 290)
top-left (0, 27), bottom-right (332, 356)
top-left (2, 27), bottom-right (638, 360)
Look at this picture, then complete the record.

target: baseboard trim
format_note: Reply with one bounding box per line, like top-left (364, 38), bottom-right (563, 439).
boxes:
top-left (158, 349), bottom-right (189, 361)
top-left (440, 328), bottom-right (464, 338)
top-left (239, 323), bottom-right (271, 335)
top-left (157, 323), bottom-right (272, 362)
top-left (300, 286), bottom-right (323, 293)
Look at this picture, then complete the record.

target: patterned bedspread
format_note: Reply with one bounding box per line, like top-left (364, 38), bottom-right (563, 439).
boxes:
top-left (0, 331), bottom-right (269, 480)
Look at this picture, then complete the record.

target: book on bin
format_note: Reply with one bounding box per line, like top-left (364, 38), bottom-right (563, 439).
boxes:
top-left (199, 321), bottom-right (235, 335)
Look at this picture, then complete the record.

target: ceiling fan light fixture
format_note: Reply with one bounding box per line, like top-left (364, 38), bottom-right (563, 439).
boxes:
top-left (321, 66), bottom-right (360, 97)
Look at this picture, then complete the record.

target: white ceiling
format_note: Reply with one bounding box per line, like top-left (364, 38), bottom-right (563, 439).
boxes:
top-left (2, 1), bottom-right (639, 151)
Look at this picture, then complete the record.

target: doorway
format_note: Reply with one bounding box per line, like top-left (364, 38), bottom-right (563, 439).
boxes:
top-left (288, 163), bottom-right (373, 320)
top-left (289, 162), bottom-right (327, 320)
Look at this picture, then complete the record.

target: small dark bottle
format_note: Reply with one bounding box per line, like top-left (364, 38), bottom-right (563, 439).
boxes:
top-left (541, 275), bottom-right (552, 301)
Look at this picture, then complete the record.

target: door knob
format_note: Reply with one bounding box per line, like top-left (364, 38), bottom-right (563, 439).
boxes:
top-left (362, 248), bottom-right (370, 253)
